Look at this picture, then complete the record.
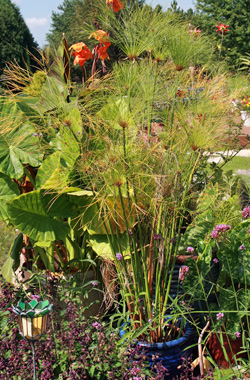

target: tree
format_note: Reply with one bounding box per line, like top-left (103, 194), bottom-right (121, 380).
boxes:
top-left (46, 0), bottom-right (79, 48)
top-left (0, 0), bottom-right (38, 75)
top-left (194, 0), bottom-right (250, 69)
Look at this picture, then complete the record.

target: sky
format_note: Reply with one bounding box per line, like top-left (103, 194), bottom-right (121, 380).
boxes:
top-left (12, 0), bottom-right (195, 48)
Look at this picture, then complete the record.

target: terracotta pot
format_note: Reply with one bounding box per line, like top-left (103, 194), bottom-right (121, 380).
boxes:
top-left (207, 332), bottom-right (246, 368)
top-left (172, 255), bottom-right (198, 265)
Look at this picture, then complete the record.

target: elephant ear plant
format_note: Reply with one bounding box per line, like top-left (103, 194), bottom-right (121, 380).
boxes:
top-left (0, 36), bottom-right (99, 281)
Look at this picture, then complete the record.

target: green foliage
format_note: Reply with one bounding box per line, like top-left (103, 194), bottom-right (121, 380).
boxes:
top-left (46, 0), bottom-right (80, 48)
top-left (1, 233), bottom-right (23, 283)
top-left (0, 222), bottom-right (16, 269)
top-left (0, 0), bottom-right (38, 75)
top-left (0, 1), bottom-right (245, 353)
top-left (0, 98), bottom-right (42, 179)
top-left (194, 0), bottom-right (250, 69)
top-left (24, 71), bottom-right (47, 97)
top-left (166, 21), bottom-right (213, 69)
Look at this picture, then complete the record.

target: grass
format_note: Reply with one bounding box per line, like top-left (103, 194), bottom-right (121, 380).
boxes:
top-left (222, 156), bottom-right (250, 187)
top-left (0, 222), bottom-right (16, 270)
top-left (212, 367), bottom-right (246, 380)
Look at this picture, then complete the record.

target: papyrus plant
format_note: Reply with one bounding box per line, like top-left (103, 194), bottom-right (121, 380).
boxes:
top-left (1, 0), bottom-right (235, 345)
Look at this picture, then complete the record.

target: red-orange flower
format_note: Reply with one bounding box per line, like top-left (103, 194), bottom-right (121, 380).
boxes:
top-left (216, 22), bottom-right (229, 35)
top-left (69, 42), bottom-right (93, 66)
top-left (106, 0), bottom-right (124, 12)
top-left (88, 30), bottom-right (111, 61)
top-left (88, 30), bottom-right (110, 45)
top-left (98, 46), bottom-right (110, 60)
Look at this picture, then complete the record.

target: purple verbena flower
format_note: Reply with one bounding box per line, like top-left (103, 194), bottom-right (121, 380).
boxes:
top-left (131, 367), bottom-right (140, 376)
top-left (216, 312), bottom-right (224, 320)
top-left (213, 258), bottom-right (219, 263)
top-left (92, 321), bottom-right (101, 330)
top-left (33, 133), bottom-right (38, 136)
top-left (239, 245), bottom-right (246, 250)
top-left (210, 224), bottom-right (231, 239)
top-left (234, 331), bottom-right (241, 338)
top-left (116, 253), bottom-right (123, 260)
top-left (92, 281), bottom-right (98, 286)
top-left (30, 295), bottom-right (41, 300)
top-left (179, 265), bottom-right (189, 284)
top-left (210, 230), bottom-right (219, 239)
top-left (242, 206), bottom-right (250, 218)
top-left (148, 319), bottom-right (152, 324)
top-left (187, 246), bottom-right (194, 254)
top-left (153, 233), bottom-right (161, 240)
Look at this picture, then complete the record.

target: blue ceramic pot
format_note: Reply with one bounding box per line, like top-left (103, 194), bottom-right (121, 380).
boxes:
top-left (120, 318), bottom-right (196, 378)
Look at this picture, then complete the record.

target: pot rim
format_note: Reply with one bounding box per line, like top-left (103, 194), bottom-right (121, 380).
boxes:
top-left (120, 317), bottom-right (194, 350)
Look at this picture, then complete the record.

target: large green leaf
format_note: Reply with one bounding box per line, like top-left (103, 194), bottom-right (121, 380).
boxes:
top-left (49, 125), bottom-right (80, 167)
top-left (0, 98), bottom-right (42, 179)
top-left (1, 233), bottom-right (23, 283)
top-left (66, 108), bottom-right (83, 141)
top-left (41, 190), bottom-right (77, 218)
top-left (68, 190), bottom-right (107, 235)
top-left (6, 190), bottom-right (75, 242)
top-left (0, 173), bottom-right (20, 220)
top-left (89, 233), bottom-right (130, 260)
top-left (69, 191), bottom-right (134, 235)
top-left (1, 256), bottom-right (14, 284)
top-left (36, 151), bottom-right (69, 189)
top-left (34, 75), bottom-right (68, 114)
top-left (16, 97), bottom-right (41, 119)
top-left (0, 123), bottom-right (42, 179)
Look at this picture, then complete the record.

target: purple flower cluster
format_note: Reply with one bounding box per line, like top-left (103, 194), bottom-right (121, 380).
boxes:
top-left (153, 233), bottom-right (162, 240)
top-left (179, 265), bottom-right (189, 284)
top-left (30, 294), bottom-right (41, 300)
top-left (210, 224), bottom-right (231, 239)
top-left (186, 246), bottom-right (194, 254)
top-left (242, 206), bottom-right (250, 218)
top-left (116, 253), bottom-right (123, 260)
top-left (0, 276), bottom-right (169, 380)
top-left (92, 321), bottom-right (102, 330)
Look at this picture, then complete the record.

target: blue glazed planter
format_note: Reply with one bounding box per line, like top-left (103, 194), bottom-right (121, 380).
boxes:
top-left (120, 318), bottom-right (196, 378)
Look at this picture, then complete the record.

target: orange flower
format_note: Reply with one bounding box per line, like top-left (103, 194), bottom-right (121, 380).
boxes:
top-left (69, 42), bottom-right (85, 53)
top-left (106, 0), bottom-right (124, 12)
top-left (88, 30), bottom-right (110, 45)
top-left (69, 42), bottom-right (93, 66)
top-left (88, 30), bottom-right (111, 61)
top-left (98, 46), bottom-right (110, 60)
